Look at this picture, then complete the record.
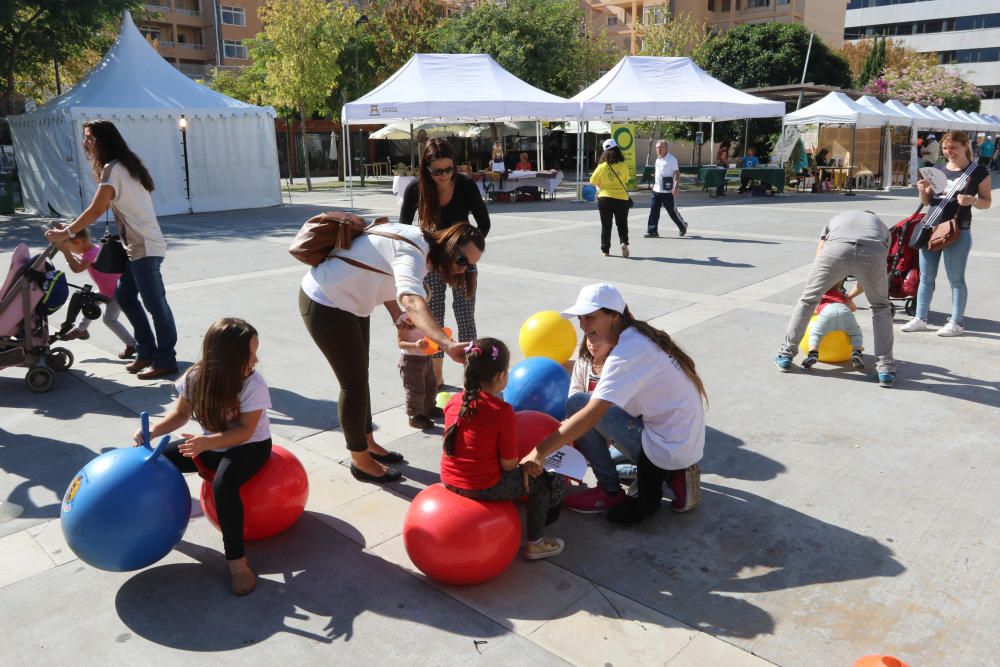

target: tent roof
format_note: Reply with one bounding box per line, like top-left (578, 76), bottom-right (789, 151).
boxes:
top-left (923, 105), bottom-right (959, 127)
top-left (342, 53), bottom-right (579, 123)
top-left (954, 110), bottom-right (988, 131)
top-left (938, 107), bottom-right (978, 131)
top-left (25, 11), bottom-right (265, 118)
top-left (968, 112), bottom-right (1000, 131)
top-left (571, 56), bottom-right (784, 121)
top-left (784, 91), bottom-right (885, 128)
top-left (883, 99), bottom-right (934, 129)
top-left (855, 95), bottom-right (914, 125)
top-left (906, 103), bottom-right (948, 129)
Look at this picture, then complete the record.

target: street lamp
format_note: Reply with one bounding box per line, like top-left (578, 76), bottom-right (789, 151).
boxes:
top-left (179, 115), bottom-right (192, 213)
top-left (355, 14), bottom-right (368, 186)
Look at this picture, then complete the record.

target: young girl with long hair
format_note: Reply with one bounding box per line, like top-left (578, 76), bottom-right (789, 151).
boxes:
top-left (525, 283), bottom-right (707, 526)
top-left (440, 337), bottom-right (565, 560)
top-left (589, 139), bottom-right (631, 257)
top-left (44, 119), bottom-right (178, 380)
top-left (139, 318), bottom-right (272, 595)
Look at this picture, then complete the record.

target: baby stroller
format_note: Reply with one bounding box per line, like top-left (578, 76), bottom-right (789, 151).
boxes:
top-left (0, 241), bottom-right (107, 392)
top-left (887, 206), bottom-right (923, 317)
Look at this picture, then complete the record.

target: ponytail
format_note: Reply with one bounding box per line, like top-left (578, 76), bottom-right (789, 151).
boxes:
top-left (620, 307), bottom-right (708, 406)
top-left (442, 337), bottom-right (511, 456)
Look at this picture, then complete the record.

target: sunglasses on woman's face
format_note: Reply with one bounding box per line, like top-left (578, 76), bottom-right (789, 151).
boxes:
top-left (453, 248), bottom-right (470, 267)
top-left (428, 165), bottom-right (455, 177)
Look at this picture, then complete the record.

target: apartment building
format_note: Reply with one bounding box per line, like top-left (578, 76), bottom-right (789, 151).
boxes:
top-left (139, 0), bottom-right (265, 78)
top-left (844, 0), bottom-right (1000, 115)
top-left (584, 0), bottom-right (847, 58)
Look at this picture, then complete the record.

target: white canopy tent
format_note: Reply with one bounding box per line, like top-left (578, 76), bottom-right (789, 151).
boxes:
top-left (906, 103), bottom-right (948, 131)
top-left (924, 105), bottom-right (963, 130)
top-left (9, 12), bottom-right (280, 217)
top-left (341, 53), bottom-right (579, 205)
top-left (884, 100), bottom-right (934, 129)
top-left (855, 96), bottom-right (914, 190)
top-left (983, 114), bottom-right (1000, 130)
top-left (938, 107), bottom-right (978, 132)
top-left (954, 110), bottom-right (988, 132)
top-left (784, 92), bottom-right (886, 193)
top-left (968, 112), bottom-right (1000, 133)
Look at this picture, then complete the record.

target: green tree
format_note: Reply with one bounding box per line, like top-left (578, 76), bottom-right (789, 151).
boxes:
top-left (838, 37), bottom-right (936, 89)
top-left (858, 34), bottom-right (886, 88)
top-left (256, 0), bottom-right (358, 190)
top-left (637, 12), bottom-right (711, 58)
top-left (436, 0), bottom-right (592, 97)
top-left (695, 23), bottom-right (852, 90)
top-left (368, 0), bottom-right (443, 84)
top-left (0, 1), bottom-right (142, 114)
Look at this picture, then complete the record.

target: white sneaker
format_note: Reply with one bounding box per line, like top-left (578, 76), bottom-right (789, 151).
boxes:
top-left (901, 317), bottom-right (928, 332)
top-left (936, 321), bottom-right (965, 337)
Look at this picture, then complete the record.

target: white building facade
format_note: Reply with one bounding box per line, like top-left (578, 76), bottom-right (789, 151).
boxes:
top-left (845, 0), bottom-right (1000, 115)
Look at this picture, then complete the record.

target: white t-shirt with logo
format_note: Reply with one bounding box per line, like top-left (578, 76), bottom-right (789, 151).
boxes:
top-left (653, 153), bottom-right (680, 193)
top-left (100, 161), bottom-right (166, 260)
top-left (176, 369), bottom-right (272, 451)
top-left (592, 327), bottom-right (705, 470)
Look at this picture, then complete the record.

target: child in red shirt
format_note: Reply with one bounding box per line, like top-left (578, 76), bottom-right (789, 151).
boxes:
top-left (440, 337), bottom-right (565, 560)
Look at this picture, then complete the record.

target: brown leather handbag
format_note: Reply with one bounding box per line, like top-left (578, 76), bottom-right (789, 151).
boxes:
top-left (289, 212), bottom-right (417, 266)
top-left (927, 219), bottom-right (961, 252)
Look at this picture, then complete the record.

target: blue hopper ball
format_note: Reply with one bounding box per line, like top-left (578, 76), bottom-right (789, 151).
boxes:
top-left (504, 357), bottom-right (570, 419)
top-left (60, 413), bottom-right (190, 572)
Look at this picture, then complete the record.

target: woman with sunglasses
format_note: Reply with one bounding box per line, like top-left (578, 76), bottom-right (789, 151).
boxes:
top-left (299, 221), bottom-right (485, 484)
top-left (400, 138), bottom-right (491, 389)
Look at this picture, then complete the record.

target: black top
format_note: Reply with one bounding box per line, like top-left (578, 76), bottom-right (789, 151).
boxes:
top-left (931, 163), bottom-right (989, 227)
top-left (399, 173), bottom-right (491, 236)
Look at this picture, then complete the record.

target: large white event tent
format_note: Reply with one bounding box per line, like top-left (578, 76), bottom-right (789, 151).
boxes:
top-left (906, 103), bottom-right (947, 130)
top-left (9, 12), bottom-right (280, 217)
top-left (341, 53), bottom-right (579, 205)
top-left (968, 112), bottom-right (1000, 132)
top-left (570, 56), bottom-right (785, 187)
top-left (855, 95), bottom-right (914, 190)
top-left (784, 92), bottom-right (886, 193)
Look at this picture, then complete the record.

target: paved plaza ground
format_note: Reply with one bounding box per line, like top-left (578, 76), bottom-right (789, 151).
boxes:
top-left (2, 179), bottom-right (999, 666)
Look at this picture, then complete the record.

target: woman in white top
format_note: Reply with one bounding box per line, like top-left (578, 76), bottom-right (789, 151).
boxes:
top-left (299, 222), bottom-right (484, 484)
top-left (45, 120), bottom-right (178, 380)
top-left (524, 283), bottom-right (708, 525)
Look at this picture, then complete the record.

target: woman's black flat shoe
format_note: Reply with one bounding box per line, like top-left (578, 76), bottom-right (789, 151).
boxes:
top-left (350, 464), bottom-right (402, 484)
top-left (369, 450), bottom-right (404, 464)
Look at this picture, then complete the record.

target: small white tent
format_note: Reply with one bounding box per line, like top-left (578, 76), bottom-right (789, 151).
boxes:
top-left (571, 57), bottom-right (785, 121)
top-left (784, 92), bottom-right (885, 128)
top-left (9, 12), bottom-right (280, 217)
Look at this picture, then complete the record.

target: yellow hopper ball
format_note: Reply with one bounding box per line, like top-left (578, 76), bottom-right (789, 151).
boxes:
top-left (799, 315), bottom-right (853, 363)
top-left (519, 311), bottom-right (577, 365)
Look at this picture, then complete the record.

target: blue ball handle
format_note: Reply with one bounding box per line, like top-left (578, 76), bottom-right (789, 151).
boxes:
top-left (140, 411), bottom-right (151, 450)
top-left (146, 435), bottom-right (171, 464)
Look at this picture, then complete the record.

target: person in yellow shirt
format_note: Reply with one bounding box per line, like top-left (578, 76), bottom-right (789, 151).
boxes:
top-left (590, 139), bottom-right (632, 257)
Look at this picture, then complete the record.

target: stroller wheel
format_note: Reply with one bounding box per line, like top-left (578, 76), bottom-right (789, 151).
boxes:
top-left (25, 366), bottom-right (55, 393)
top-left (48, 347), bottom-right (74, 372)
top-left (905, 298), bottom-right (916, 317)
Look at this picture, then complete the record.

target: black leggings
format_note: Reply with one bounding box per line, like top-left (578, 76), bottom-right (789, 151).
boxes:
top-left (598, 196), bottom-right (630, 253)
top-left (446, 469), bottom-right (564, 541)
top-left (164, 438), bottom-right (272, 560)
top-left (299, 289), bottom-right (373, 451)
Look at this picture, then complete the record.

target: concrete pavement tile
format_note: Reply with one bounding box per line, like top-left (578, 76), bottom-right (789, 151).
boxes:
top-left (668, 632), bottom-right (775, 666)
top-left (371, 535), bottom-right (593, 636)
top-left (312, 484), bottom-right (410, 549)
top-left (0, 530), bottom-right (56, 588)
top-left (303, 462), bottom-right (378, 538)
top-left (529, 585), bottom-right (698, 666)
top-left (26, 519), bottom-right (76, 567)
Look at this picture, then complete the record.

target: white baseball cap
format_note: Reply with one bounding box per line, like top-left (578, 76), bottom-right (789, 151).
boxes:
top-left (561, 283), bottom-right (627, 318)
top-left (927, 133), bottom-right (936, 139)
top-left (602, 138), bottom-right (618, 151)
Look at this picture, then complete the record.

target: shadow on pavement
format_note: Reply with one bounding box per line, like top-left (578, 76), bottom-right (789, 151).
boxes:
top-left (114, 513), bottom-right (507, 650)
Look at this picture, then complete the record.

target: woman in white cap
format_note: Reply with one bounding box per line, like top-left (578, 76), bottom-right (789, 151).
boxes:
top-left (590, 139), bottom-right (632, 257)
top-left (522, 283), bottom-right (708, 525)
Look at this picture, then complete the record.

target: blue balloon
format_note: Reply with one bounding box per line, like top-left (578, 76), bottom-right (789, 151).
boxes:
top-left (581, 184), bottom-right (597, 202)
top-left (504, 357), bottom-right (570, 419)
top-left (60, 414), bottom-right (190, 572)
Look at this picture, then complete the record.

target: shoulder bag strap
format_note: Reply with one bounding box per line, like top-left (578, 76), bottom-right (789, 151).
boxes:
top-left (364, 229), bottom-right (422, 250)
top-left (924, 162), bottom-right (979, 228)
top-left (328, 255), bottom-right (391, 276)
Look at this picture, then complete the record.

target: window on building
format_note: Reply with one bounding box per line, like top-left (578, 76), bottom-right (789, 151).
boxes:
top-left (177, 34), bottom-right (186, 44)
top-left (643, 5), bottom-right (670, 25)
top-left (221, 5), bottom-right (246, 26)
top-left (746, 0), bottom-right (769, 8)
top-left (608, 16), bottom-right (618, 26)
top-left (140, 27), bottom-right (161, 41)
top-left (223, 39), bottom-right (248, 59)
top-left (708, 0), bottom-right (714, 11)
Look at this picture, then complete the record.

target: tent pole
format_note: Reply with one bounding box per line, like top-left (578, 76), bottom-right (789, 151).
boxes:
top-left (744, 118), bottom-right (749, 154)
top-left (409, 123), bottom-right (414, 168)
top-left (345, 118), bottom-right (354, 207)
top-left (909, 124), bottom-right (918, 187)
top-left (537, 121), bottom-right (543, 171)
top-left (846, 123), bottom-right (857, 196)
top-left (710, 122), bottom-right (715, 163)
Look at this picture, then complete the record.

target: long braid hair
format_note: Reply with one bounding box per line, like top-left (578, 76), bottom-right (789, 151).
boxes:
top-left (612, 306), bottom-right (708, 406)
top-left (442, 337), bottom-right (510, 456)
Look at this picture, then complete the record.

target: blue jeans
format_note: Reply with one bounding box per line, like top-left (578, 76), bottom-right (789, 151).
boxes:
top-left (916, 229), bottom-right (972, 325)
top-left (646, 191), bottom-right (685, 234)
top-left (116, 256), bottom-right (177, 368)
top-left (566, 392), bottom-right (643, 492)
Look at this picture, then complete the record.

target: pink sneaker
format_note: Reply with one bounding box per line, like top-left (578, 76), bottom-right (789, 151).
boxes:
top-left (667, 464), bottom-right (701, 512)
top-left (565, 486), bottom-right (627, 514)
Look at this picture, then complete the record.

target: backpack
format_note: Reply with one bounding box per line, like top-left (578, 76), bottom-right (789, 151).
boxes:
top-left (289, 212), bottom-right (418, 268)
top-left (888, 209), bottom-right (923, 299)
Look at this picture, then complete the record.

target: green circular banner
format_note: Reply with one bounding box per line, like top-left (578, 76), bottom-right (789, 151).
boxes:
top-left (612, 126), bottom-right (634, 151)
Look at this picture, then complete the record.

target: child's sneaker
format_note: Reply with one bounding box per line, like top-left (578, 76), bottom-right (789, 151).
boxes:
top-left (774, 354), bottom-right (793, 372)
top-left (801, 351), bottom-right (819, 369)
top-left (901, 317), bottom-right (928, 332)
top-left (523, 536), bottom-right (565, 560)
top-left (936, 321), bottom-right (964, 337)
top-left (851, 350), bottom-right (865, 370)
top-left (667, 464), bottom-right (701, 513)
top-left (565, 486), bottom-right (626, 514)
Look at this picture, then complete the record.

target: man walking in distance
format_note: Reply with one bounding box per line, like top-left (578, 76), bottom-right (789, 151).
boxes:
top-left (773, 211), bottom-right (897, 387)
top-left (644, 140), bottom-right (687, 238)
